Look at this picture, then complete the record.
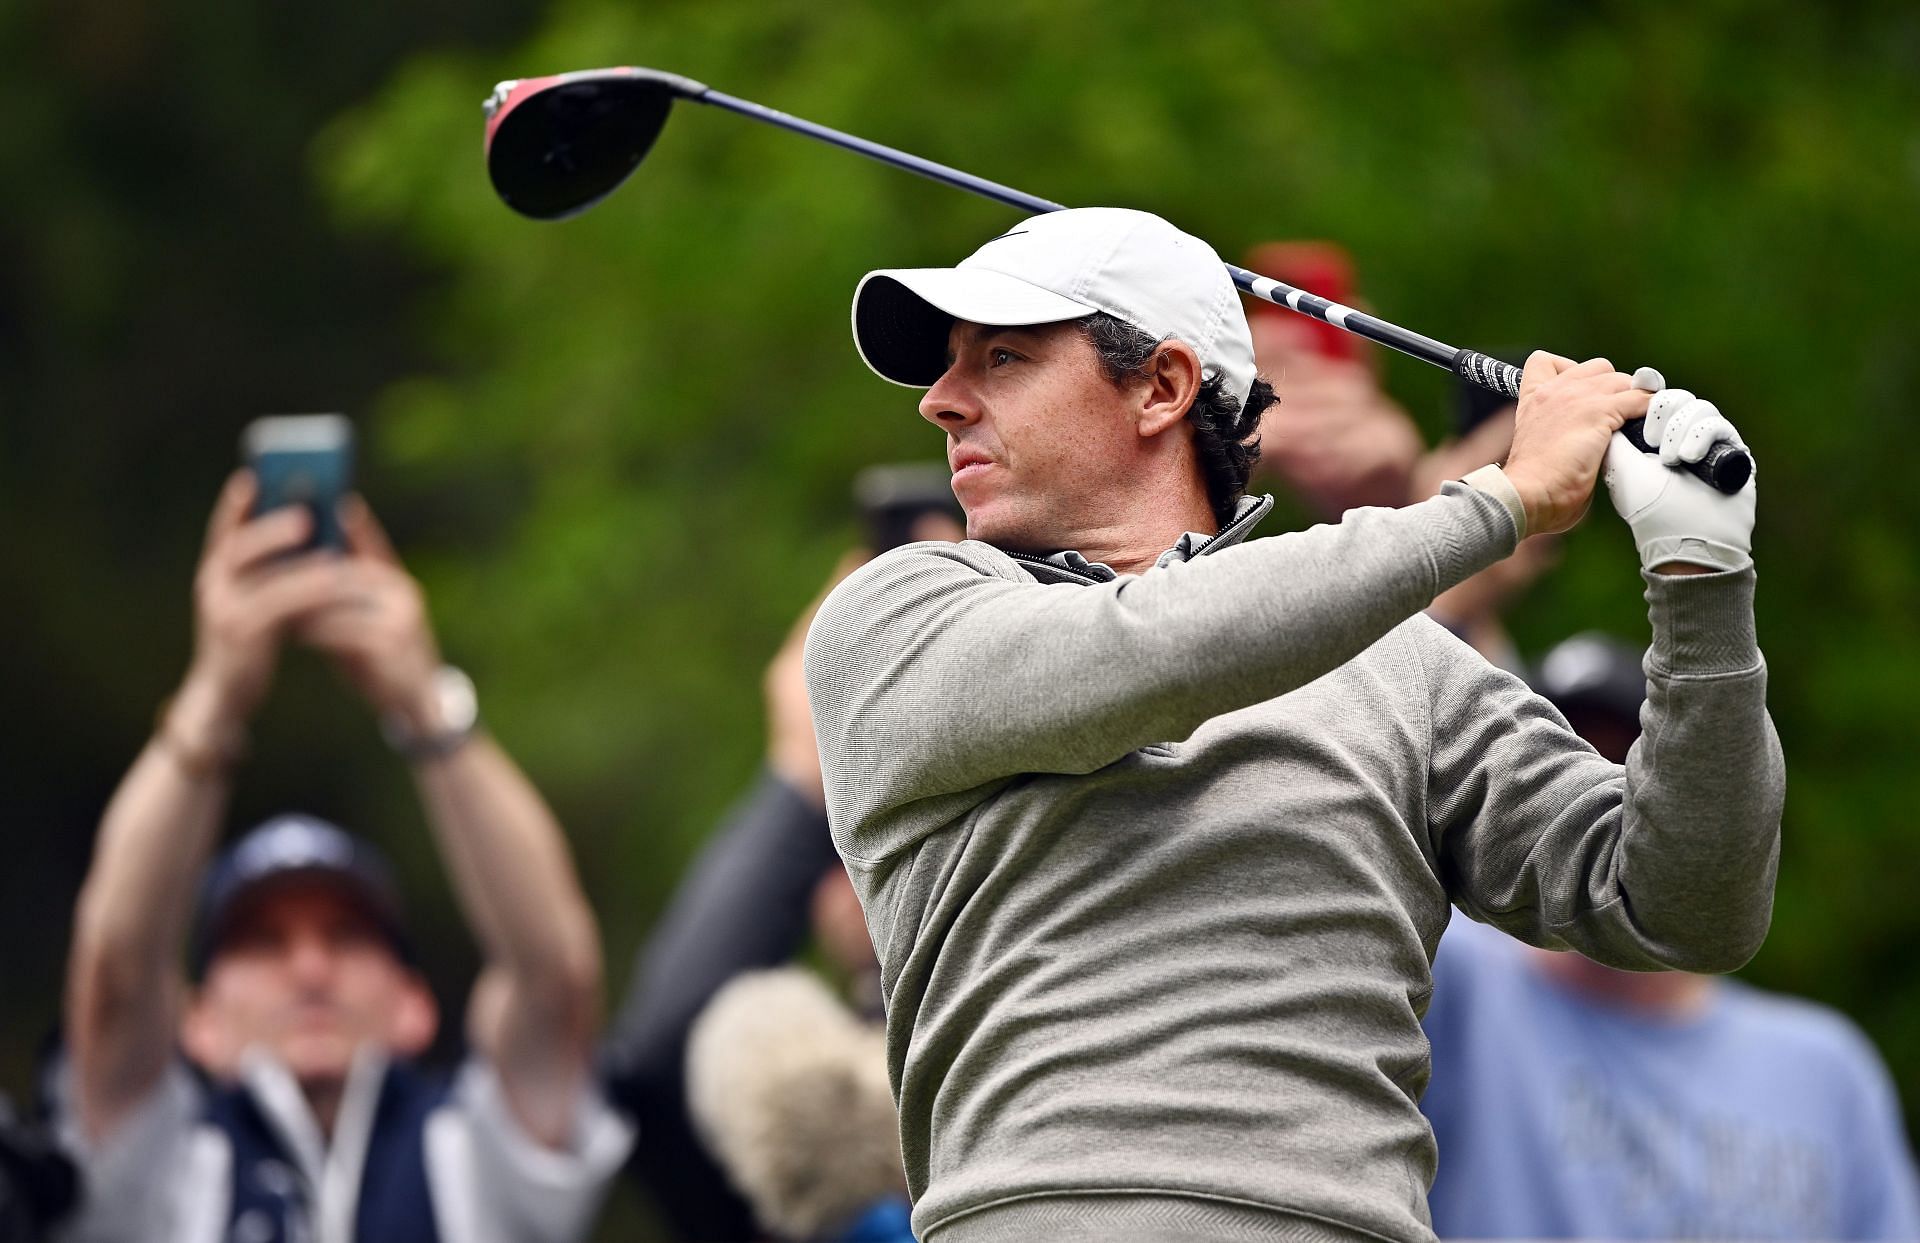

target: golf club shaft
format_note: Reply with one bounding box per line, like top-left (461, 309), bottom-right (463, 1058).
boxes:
top-left (685, 86), bottom-right (1745, 492)
top-left (697, 90), bottom-right (1514, 390)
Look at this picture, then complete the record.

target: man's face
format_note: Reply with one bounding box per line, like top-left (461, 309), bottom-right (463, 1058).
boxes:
top-left (184, 877), bottom-right (434, 1086)
top-left (919, 320), bottom-right (1142, 551)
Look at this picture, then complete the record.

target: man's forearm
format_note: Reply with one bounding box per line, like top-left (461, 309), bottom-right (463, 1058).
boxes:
top-left (410, 735), bottom-right (602, 1145)
top-left (1434, 568), bottom-right (1783, 973)
top-left (68, 679), bottom-right (237, 1141)
top-left (607, 769), bottom-right (835, 1089)
top-left (602, 769), bottom-right (833, 1241)
top-left (412, 736), bottom-right (601, 1015)
top-left (1610, 567), bottom-right (1783, 968)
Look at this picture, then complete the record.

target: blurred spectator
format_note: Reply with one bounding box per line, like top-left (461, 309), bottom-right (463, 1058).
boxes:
top-left (1422, 633), bottom-right (1920, 1239)
top-left (1245, 244), bottom-right (1554, 673)
top-left (1244, 242), bottom-right (1424, 518)
top-left (1411, 399), bottom-right (1560, 675)
top-left (603, 473), bottom-right (957, 1241)
top-left (54, 474), bottom-right (631, 1241)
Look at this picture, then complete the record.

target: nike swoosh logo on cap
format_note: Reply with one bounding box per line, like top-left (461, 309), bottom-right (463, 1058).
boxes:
top-left (977, 228), bottom-right (1032, 246)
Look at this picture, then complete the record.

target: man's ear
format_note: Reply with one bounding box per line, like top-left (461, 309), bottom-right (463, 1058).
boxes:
top-left (1137, 341), bottom-right (1204, 439)
top-left (388, 972), bottom-right (439, 1058)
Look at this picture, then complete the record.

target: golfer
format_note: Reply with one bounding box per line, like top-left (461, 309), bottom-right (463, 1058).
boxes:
top-left (804, 208), bottom-right (1781, 1243)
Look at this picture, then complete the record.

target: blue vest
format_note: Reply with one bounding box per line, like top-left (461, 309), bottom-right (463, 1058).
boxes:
top-left (201, 1060), bottom-right (448, 1243)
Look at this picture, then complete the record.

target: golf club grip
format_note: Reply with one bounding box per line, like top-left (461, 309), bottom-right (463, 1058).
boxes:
top-left (1620, 419), bottom-right (1754, 494)
top-left (1454, 351), bottom-right (1750, 495)
top-left (1454, 350), bottom-right (1522, 400)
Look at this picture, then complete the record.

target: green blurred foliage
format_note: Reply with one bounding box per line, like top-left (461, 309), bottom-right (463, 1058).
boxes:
top-left (6, 0), bottom-right (1920, 1236)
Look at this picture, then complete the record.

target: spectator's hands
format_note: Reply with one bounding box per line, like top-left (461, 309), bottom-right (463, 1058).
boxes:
top-left (767, 551), bottom-right (868, 810)
top-left (1412, 408), bottom-right (1519, 503)
top-left (293, 497), bottom-right (444, 731)
top-left (1604, 379), bottom-right (1756, 574)
top-left (178, 471), bottom-right (349, 730)
top-left (1414, 410), bottom-right (1562, 640)
top-left (1502, 353), bottom-right (1654, 535)
top-left (1253, 351), bottom-right (1423, 517)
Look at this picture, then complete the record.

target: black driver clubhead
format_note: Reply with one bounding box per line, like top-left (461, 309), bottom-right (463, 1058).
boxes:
top-left (484, 67), bottom-right (706, 220)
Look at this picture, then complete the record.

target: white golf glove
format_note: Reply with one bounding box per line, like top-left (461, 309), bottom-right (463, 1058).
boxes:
top-left (1602, 367), bottom-right (1756, 573)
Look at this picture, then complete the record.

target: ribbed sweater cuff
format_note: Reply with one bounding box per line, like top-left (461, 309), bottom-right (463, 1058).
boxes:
top-left (1461, 464), bottom-right (1528, 541)
top-left (1644, 564), bottom-right (1760, 675)
top-left (1431, 481), bottom-right (1521, 591)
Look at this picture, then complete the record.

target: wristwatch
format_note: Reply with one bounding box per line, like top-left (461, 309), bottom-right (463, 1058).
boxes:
top-left (383, 665), bottom-right (480, 761)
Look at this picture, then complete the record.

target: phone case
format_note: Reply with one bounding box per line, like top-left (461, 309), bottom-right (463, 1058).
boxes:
top-left (242, 415), bottom-right (355, 551)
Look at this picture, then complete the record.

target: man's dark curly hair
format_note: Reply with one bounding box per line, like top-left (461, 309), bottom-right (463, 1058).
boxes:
top-left (1077, 313), bottom-right (1274, 527)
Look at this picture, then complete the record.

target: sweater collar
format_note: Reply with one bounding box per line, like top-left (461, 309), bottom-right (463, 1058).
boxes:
top-left (1017, 494), bottom-right (1274, 584)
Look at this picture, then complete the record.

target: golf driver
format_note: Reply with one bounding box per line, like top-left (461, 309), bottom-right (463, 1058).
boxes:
top-left (482, 67), bottom-right (1751, 494)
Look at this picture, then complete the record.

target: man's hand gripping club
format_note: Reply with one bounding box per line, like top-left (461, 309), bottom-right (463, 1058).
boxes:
top-left (1499, 353), bottom-right (1755, 574)
top-left (1605, 369), bottom-right (1756, 573)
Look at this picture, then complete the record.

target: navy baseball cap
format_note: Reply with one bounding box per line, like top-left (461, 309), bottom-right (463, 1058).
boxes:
top-left (190, 814), bottom-right (413, 978)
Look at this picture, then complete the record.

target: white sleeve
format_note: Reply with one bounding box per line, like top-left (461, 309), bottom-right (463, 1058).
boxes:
top-left (52, 1062), bottom-right (225, 1243)
top-left (423, 1059), bottom-right (635, 1243)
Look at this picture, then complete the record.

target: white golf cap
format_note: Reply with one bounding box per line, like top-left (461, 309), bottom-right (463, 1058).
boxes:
top-left (852, 207), bottom-right (1256, 407)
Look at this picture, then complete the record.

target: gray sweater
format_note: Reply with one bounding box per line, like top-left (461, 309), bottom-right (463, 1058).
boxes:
top-left (803, 484), bottom-right (1784, 1243)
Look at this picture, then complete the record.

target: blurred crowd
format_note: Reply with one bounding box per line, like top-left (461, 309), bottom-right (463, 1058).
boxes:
top-left (2, 243), bottom-right (1914, 1243)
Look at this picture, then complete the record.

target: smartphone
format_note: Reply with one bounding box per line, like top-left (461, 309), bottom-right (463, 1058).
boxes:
top-left (241, 414), bottom-right (354, 552)
top-left (853, 463), bottom-right (964, 552)
top-left (1243, 240), bottom-right (1362, 364)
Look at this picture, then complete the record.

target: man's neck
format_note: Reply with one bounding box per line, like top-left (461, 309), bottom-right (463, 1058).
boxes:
top-left (1059, 496), bottom-right (1220, 576)
top-left (1529, 949), bottom-right (1717, 1020)
top-left (304, 1079), bottom-right (344, 1138)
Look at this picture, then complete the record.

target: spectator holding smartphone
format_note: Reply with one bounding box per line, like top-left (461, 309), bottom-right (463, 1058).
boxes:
top-left (1411, 390), bottom-right (1562, 675)
top-left (603, 467), bottom-right (959, 1242)
top-left (1244, 249), bottom-right (1555, 673)
top-left (55, 470), bottom-right (631, 1242)
top-left (1243, 242), bottom-right (1425, 518)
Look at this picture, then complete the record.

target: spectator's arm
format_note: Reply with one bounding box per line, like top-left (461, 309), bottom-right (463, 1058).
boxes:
top-left (603, 770), bottom-right (834, 1239)
top-left (605, 771), bottom-right (836, 1095)
top-left (430, 1059), bottom-right (634, 1243)
top-left (66, 689), bottom-right (228, 1146)
top-left (296, 499), bottom-right (603, 1151)
top-left (67, 472), bottom-right (340, 1144)
top-left (409, 738), bottom-right (604, 1150)
top-left (1251, 353), bottom-right (1424, 518)
top-left (602, 554), bottom-right (857, 1240)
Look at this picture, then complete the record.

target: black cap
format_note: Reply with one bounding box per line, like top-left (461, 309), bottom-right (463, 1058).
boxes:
top-left (190, 814), bottom-right (412, 978)
top-left (1530, 632), bottom-right (1646, 726)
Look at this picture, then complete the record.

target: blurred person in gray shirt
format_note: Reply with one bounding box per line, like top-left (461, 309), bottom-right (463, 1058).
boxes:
top-left (1422, 633), bottom-right (1920, 1240)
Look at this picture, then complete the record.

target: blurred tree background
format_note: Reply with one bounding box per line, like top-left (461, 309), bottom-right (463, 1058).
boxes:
top-left (3, 0), bottom-right (1916, 1236)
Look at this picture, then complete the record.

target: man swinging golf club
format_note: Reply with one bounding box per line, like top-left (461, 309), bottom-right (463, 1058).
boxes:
top-left (803, 207), bottom-right (1781, 1243)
